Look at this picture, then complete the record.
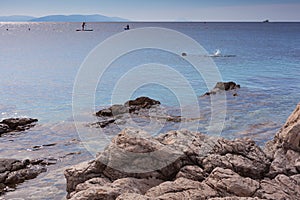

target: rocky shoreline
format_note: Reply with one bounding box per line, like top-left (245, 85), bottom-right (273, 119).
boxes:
top-left (0, 118), bottom-right (59, 195)
top-left (64, 101), bottom-right (300, 199)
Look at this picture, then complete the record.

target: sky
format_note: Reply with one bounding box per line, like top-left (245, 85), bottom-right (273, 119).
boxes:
top-left (1, 0), bottom-right (300, 21)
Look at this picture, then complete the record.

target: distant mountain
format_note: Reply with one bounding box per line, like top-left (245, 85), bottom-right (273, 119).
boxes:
top-left (30, 14), bottom-right (128, 22)
top-left (0, 15), bottom-right (35, 22)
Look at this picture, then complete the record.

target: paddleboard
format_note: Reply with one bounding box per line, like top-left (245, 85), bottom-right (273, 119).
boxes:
top-left (76, 29), bottom-right (93, 32)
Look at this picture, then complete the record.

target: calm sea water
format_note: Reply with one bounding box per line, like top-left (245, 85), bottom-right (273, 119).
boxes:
top-left (0, 22), bottom-right (299, 199)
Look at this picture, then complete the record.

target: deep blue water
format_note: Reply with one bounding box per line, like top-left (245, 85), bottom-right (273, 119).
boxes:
top-left (0, 22), bottom-right (299, 199)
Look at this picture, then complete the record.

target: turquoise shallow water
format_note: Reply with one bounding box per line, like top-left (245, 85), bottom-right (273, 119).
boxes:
top-left (0, 22), bottom-right (299, 199)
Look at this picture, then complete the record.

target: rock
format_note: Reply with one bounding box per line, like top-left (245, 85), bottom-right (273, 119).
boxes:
top-left (65, 128), bottom-right (269, 199)
top-left (64, 161), bottom-right (104, 196)
top-left (0, 124), bottom-right (10, 135)
top-left (1, 118), bottom-right (38, 129)
top-left (267, 148), bottom-right (300, 177)
top-left (73, 177), bottom-right (111, 195)
top-left (175, 165), bottom-right (206, 181)
top-left (296, 159), bottom-right (300, 172)
top-left (214, 82), bottom-right (240, 91)
top-left (202, 138), bottom-right (270, 179)
top-left (266, 102), bottom-right (300, 153)
top-left (94, 128), bottom-right (188, 181)
top-left (205, 167), bottom-right (260, 197)
top-left (96, 97), bottom-right (160, 118)
top-left (4, 165), bottom-right (45, 185)
top-left (264, 103), bottom-right (300, 177)
top-left (209, 198), bottom-right (262, 200)
top-left (69, 178), bottom-right (162, 200)
top-left (96, 105), bottom-right (129, 117)
top-left (65, 100), bottom-right (300, 200)
top-left (202, 81), bottom-right (240, 96)
top-left (0, 118), bottom-right (38, 136)
top-left (255, 174), bottom-right (300, 199)
top-left (95, 97), bottom-right (160, 128)
top-left (0, 158), bottom-right (46, 195)
top-left (145, 177), bottom-right (217, 199)
top-left (91, 118), bottom-right (116, 128)
top-left (117, 193), bottom-right (153, 200)
top-left (124, 96), bottom-right (160, 111)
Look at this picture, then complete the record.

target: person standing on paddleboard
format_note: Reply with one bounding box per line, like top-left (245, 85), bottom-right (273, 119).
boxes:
top-left (82, 22), bottom-right (86, 31)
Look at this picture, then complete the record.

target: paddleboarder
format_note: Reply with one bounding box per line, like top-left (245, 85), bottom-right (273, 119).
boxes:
top-left (124, 24), bottom-right (130, 30)
top-left (82, 22), bottom-right (86, 31)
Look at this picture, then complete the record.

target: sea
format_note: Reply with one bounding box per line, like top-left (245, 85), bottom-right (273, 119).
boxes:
top-left (0, 22), bottom-right (299, 199)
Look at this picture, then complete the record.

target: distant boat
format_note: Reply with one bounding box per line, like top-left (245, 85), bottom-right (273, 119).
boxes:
top-left (263, 19), bottom-right (269, 23)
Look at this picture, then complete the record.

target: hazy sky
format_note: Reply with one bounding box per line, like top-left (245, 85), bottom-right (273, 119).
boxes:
top-left (1, 0), bottom-right (300, 21)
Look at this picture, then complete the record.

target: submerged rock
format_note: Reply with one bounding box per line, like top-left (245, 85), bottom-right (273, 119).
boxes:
top-left (96, 97), bottom-right (160, 118)
top-left (124, 97), bottom-right (161, 112)
top-left (94, 97), bottom-right (161, 128)
top-left (0, 118), bottom-right (38, 136)
top-left (0, 158), bottom-right (47, 195)
top-left (202, 81), bottom-right (240, 96)
top-left (65, 102), bottom-right (300, 199)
